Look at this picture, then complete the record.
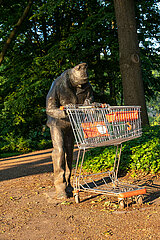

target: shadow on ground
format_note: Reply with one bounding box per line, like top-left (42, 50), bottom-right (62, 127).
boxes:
top-left (0, 150), bottom-right (53, 181)
top-left (132, 178), bottom-right (160, 204)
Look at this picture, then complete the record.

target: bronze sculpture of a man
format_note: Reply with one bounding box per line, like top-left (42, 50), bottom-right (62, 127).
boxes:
top-left (46, 63), bottom-right (94, 199)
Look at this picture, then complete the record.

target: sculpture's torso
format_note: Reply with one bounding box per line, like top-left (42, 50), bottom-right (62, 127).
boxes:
top-left (46, 70), bottom-right (93, 128)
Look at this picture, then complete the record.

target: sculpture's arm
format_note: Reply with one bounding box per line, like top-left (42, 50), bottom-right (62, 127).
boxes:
top-left (84, 83), bottom-right (94, 105)
top-left (46, 90), bottom-right (66, 119)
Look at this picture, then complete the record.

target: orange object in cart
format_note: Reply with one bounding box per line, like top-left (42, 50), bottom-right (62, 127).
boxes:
top-left (81, 122), bottom-right (110, 139)
top-left (106, 110), bottom-right (139, 123)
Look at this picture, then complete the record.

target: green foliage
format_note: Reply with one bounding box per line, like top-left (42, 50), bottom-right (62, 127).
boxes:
top-left (0, 127), bottom-right (52, 155)
top-left (147, 91), bottom-right (160, 126)
top-left (149, 115), bottom-right (160, 126)
top-left (82, 126), bottom-right (160, 174)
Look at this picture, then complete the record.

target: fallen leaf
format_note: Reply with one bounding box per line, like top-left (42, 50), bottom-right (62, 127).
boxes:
top-left (61, 201), bottom-right (72, 205)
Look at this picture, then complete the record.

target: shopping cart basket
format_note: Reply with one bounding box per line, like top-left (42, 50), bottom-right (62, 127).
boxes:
top-left (61, 103), bottom-right (146, 208)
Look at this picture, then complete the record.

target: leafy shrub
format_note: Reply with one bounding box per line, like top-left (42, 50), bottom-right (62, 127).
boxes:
top-left (149, 114), bottom-right (160, 126)
top-left (82, 125), bottom-right (160, 174)
top-left (1, 134), bottom-right (32, 153)
top-left (0, 126), bottom-right (52, 155)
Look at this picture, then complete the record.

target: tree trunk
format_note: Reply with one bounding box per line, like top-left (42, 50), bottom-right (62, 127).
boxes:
top-left (0, 0), bottom-right (33, 65)
top-left (113, 0), bottom-right (149, 126)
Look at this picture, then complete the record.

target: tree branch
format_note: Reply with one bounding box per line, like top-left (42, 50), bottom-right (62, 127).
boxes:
top-left (0, 0), bottom-right (33, 65)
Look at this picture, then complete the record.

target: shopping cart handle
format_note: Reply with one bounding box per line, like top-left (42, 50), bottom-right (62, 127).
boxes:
top-left (60, 105), bottom-right (94, 110)
top-left (60, 103), bottom-right (110, 110)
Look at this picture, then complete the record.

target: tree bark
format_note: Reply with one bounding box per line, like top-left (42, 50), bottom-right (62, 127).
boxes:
top-left (113, 0), bottom-right (149, 126)
top-left (0, 0), bottom-right (33, 65)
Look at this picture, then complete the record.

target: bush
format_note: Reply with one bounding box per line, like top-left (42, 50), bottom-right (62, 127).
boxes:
top-left (82, 125), bottom-right (160, 174)
top-left (149, 114), bottom-right (160, 126)
top-left (0, 126), bottom-right (52, 155)
top-left (1, 134), bottom-right (32, 153)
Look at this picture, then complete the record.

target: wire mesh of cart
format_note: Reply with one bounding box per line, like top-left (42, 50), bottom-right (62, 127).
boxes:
top-left (61, 103), bottom-right (146, 208)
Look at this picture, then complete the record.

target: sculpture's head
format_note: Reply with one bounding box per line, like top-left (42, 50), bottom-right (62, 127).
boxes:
top-left (70, 63), bottom-right (89, 87)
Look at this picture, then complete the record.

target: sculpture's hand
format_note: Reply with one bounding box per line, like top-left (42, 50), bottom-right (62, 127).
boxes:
top-left (83, 99), bottom-right (91, 106)
top-left (46, 108), bottom-right (66, 119)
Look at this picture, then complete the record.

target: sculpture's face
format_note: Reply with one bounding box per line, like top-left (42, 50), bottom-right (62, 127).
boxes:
top-left (71, 63), bottom-right (89, 86)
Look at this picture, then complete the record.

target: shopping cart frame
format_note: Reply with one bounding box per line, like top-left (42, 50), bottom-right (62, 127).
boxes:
top-left (62, 104), bottom-right (146, 208)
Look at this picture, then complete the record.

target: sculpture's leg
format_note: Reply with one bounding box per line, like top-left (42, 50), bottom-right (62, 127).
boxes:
top-left (64, 128), bottom-right (74, 196)
top-left (50, 126), bottom-right (67, 199)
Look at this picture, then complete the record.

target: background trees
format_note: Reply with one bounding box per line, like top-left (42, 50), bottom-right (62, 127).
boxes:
top-left (0, 0), bottom-right (159, 153)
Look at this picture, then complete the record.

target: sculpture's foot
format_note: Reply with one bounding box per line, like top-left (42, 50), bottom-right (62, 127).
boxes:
top-left (56, 191), bottom-right (68, 200)
top-left (55, 182), bottom-right (67, 199)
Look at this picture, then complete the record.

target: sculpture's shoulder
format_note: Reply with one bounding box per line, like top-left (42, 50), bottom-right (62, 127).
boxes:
top-left (53, 69), bottom-right (71, 89)
top-left (47, 70), bottom-right (70, 98)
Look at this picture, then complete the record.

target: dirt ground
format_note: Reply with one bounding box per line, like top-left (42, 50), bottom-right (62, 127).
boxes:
top-left (0, 148), bottom-right (160, 240)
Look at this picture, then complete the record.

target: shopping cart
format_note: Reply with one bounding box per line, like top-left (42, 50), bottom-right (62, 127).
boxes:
top-left (61, 103), bottom-right (146, 208)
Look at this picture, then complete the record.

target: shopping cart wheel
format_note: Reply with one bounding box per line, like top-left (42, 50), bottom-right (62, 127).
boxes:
top-left (118, 199), bottom-right (125, 209)
top-left (74, 194), bottom-right (80, 204)
top-left (136, 195), bottom-right (143, 205)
